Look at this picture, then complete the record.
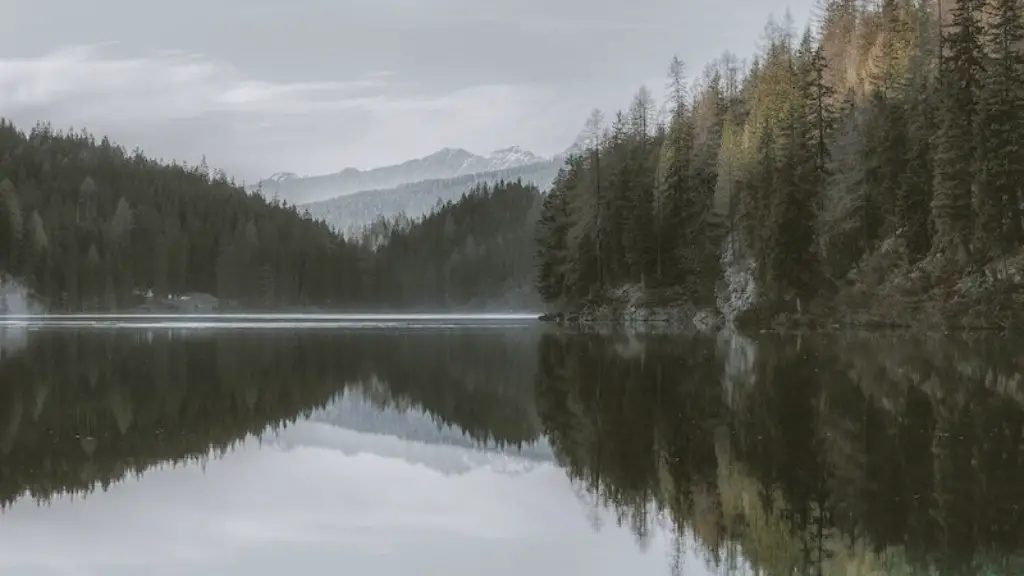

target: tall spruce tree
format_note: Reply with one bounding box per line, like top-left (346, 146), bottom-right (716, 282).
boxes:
top-left (656, 56), bottom-right (693, 283)
top-left (976, 0), bottom-right (1024, 255)
top-left (931, 0), bottom-right (984, 263)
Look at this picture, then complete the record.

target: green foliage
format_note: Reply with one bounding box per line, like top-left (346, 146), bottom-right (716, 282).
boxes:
top-left (931, 0), bottom-right (985, 262)
top-left (537, 331), bottom-right (1024, 574)
top-left (0, 328), bottom-right (543, 506)
top-left (368, 179), bottom-right (542, 309)
top-left (976, 0), bottom-right (1024, 255)
top-left (537, 0), bottom-right (1024, 316)
top-left (0, 120), bottom-right (542, 311)
top-left (0, 119), bottom-right (367, 310)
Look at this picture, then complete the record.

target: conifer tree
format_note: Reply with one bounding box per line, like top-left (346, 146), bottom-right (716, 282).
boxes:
top-left (976, 0), bottom-right (1024, 254)
top-left (656, 56), bottom-right (692, 283)
top-left (931, 0), bottom-right (984, 262)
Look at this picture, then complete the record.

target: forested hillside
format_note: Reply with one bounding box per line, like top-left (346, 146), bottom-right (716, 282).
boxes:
top-left (536, 0), bottom-right (1024, 328)
top-left (364, 180), bottom-right (542, 309)
top-left (0, 120), bottom-right (538, 312)
top-left (0, 120), bottom-right (370, 310)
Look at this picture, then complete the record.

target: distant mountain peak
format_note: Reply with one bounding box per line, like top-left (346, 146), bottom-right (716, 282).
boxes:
top-left (266, 171), bottom-right (300, 183)
top-left (252, 145), bottom-right (554, 206)
top-left (487, 145), bottom-right (540, 161)
top-left (490, 145), bottom-right (524, 154)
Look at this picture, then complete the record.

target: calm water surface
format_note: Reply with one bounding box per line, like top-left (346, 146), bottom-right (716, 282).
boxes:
top-left (0, 318), bottom-right (1022, 575)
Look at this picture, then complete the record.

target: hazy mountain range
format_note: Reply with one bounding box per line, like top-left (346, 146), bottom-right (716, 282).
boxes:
top-left (301, 160), bottom-right (562, 235)
top-left (252, 137), bottom-right (589, 235)
top-left (253, 145), bottom-right (552, 206)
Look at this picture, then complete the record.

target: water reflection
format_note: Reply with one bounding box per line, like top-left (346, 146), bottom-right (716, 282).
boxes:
top-left (537, 330), bottom-right (1024, 575)
top-left (0, 325), bottom-right (1022, 574)
top-left (0, 326), bottom-right (696, 576)
top-left (0, 327), bottom-right (545, 507)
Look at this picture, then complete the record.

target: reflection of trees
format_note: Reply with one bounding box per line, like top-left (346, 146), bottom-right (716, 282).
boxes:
top-left (0, 327), bottom-right (543, 507)
top-left (536, 331), bottom-right (1024, 575)
top-left (357, 329), bottom-right (542, 448)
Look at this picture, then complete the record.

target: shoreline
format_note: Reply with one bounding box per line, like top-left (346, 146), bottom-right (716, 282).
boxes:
top-left (539, 275), bottom-right (1024, 333)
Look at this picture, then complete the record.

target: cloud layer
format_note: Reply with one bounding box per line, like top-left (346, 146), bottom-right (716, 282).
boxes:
top-left (0, 44), bottom-right (573, 181)
top-left (0, 0), bottom-right (818, 182)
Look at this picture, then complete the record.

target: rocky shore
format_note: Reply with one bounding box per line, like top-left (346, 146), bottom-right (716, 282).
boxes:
top-left (540, 285), bottom-right (720, 332)
top-left (540, 246), bottom-right (1024, 333)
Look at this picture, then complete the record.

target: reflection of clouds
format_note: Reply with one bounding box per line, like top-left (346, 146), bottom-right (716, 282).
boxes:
top-left (0, 421), bottom-right (711, 576)
top-left (311, 389), bottom-right (555, 463)
top-left (267, 421), bottom-right (542, 477)
top-left (0, 325), bottom-right (27, 359)
top-left (0, 277), bottom-right (38, 358)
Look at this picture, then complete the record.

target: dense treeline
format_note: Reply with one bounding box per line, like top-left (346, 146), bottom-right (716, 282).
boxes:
top-left (363, 180), bottom-right (542, 309)
top-left (0, 120), bottom-right (365, 309)
top-left (0, 119), bottom-right (538, 311)
top-left (0, 327), bottom-right (542, 506)
top-left (536, 0), bottom-right (1024, 322)
top-left (536, 331), bottom-right (1024, 574)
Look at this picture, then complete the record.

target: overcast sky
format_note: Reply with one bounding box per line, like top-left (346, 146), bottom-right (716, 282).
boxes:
top-left (0, 0), bottom-right (815, 182)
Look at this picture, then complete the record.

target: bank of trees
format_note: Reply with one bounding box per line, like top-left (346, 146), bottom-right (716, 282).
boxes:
top-left (536, 0), bottom-right (1024, 314)
top-left (0, 120), bottom-right (367, 309)
top-left (0, 120), bottom-right (538, 311)
top-left (365, 180), bottom-right (542, 309)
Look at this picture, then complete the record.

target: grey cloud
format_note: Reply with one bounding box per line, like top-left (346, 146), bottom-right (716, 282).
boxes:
top-left (0, 0), bottom-right (817, 181)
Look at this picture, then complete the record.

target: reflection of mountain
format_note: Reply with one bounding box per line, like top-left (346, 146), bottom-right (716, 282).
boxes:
top-left (308, 390), bottom-right (554, 465)
top-left (536, 331), bottom-right (1024, 575)
top-left (0, 327), bottom-right (544, 507)
top-left (269, 420), bottom-right (550, 478)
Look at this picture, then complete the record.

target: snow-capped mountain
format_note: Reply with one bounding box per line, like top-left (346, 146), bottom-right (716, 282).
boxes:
top-left (455, 146), bottom-right (545, 174)
top-left (265, 171), bottom-right (301, 183)
top-left (302, 159), bottom-right (562, 236)
top-left (251, 146), bottom-right (551, 206)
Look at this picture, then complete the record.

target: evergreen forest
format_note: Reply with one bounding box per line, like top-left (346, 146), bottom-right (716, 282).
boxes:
top-left (0, 118), bottom-right (539, 312)
top-left (536, 0), bottom-right (1024, 326)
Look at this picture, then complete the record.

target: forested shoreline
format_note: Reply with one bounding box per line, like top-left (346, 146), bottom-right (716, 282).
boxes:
top-left (536, 0), bottom-right (1024, 329)
top-left (0, 118), bottom-right (538, 313)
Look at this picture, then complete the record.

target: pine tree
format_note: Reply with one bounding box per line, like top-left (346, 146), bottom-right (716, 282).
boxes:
top-left (899, 68), bottom-right (936, 260)
top-left (536, 174), bottom-right (572, 302)
top-left (656, 56), bottom-right (692, 283)
top-left (801, 34), bottom-right (835, 202)
top-left (931, 0), bottom-right (984, 263)
top-left (0, 179), bottom-right (22, 273)
top-left (752, 126), bottom-right (779, 290)
top-left (976, 0), bottom-right (1024, 254)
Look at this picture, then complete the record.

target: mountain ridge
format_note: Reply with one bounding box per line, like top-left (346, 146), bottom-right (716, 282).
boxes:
top-left (252, 145), bottom-right (554, 206)
top-left (301, 159), bottom-right (562, 236)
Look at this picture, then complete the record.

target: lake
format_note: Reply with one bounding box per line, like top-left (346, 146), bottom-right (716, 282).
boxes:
top-left (1, 318), bottom-right (1022, 575)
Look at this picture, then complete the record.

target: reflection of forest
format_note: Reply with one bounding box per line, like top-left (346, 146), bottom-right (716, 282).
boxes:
top-left (536, 331), bottom-right (1024, 575)
top-left (0, 327), bottom-right (543, 507)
